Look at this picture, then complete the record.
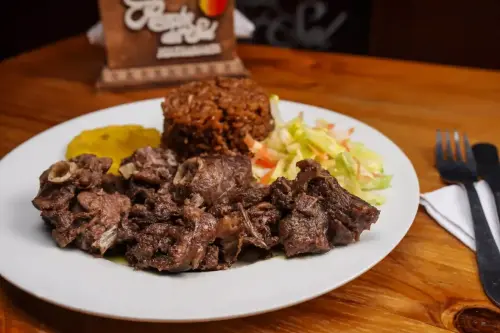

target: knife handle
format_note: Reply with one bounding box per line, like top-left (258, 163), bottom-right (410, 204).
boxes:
top-left (463, 182), bottom-right (500, 307)
top-left (485, 172), bottom-right (500, 224)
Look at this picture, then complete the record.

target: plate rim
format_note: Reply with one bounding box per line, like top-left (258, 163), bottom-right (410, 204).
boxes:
top-left (0, 98), bottom-right (420, 322)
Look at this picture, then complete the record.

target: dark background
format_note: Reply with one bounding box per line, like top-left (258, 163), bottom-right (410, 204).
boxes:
top-left (2, 0), bottom-right (500, 70)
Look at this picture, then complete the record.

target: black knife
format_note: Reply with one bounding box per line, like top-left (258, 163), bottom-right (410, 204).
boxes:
top-left (472, 143), bottom-right (500, 220)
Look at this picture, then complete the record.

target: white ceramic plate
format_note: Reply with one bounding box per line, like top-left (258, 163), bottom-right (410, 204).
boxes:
top-left (0, 99), bottom-right (419, 322)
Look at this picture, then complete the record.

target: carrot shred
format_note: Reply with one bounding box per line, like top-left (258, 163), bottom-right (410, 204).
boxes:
top-left (354, 157), bottom-right (361, 179)
top-left (255, 158), bottom-right (277, 169)
top-left (340, 139), bottom-right (350, 152)
top-left (348, 127), bottom-right (355, 136)
top-left (307, 144), bottom-right (328, 162)
top-left (254, 145), bottom-right (280, 169)
top-left (260, 168), bottom-right (274, 184)
top-left (327, 123), bottom-right (335, 130)
top-left (243, 134), bottom-right (256, 149)
top-left (257, 145), bottom-right (271, 160)
top-left (317, 153), bottom-right (329, 161)
top-left (359, 175), bottom-right (372, 182)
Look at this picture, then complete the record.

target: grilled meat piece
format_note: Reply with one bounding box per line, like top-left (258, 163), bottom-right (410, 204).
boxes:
top-left (119, 147), bottom-right (178, 185)
top-left (272, 159), bottom-right (380, 257)
top-left (32, 155), bottom-right (112, 211)
top-left (32, 149), bottom-right (381, 272)
top-left (116, 148), bottom-right (180, 245)
top-left (126, 206), bottom-right (220, 272)
top-left (295, 159), bottom-right (380, 242)
top-left (269, 177), bottom-right (294, 212)
top-left (69, 154), bottom-right (113, 189)
top-left (215, 211), bottom-right (245, 265)
top-left (130, 183), bottom-right (179, 225)
top-left (243, 202), bottom-right (280, 249)
top-left (119, 183), bottom-right (180, 243)
top-left (32, 155), bottom-right (131, 254)
top-left (44, 189), bottom-right (131, 254)
top-left (173, 155), bottom-right (253, 206)
top-left (279, 193), bottom-right (330, 257)
top-left (101, 173), bottom-right (128, 194)
top-left (231, 183), bottom-right (271, 209)
top-left (215, 202), bottom-right (280, 264)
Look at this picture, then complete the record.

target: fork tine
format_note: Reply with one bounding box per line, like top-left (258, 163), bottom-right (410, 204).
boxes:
top-left (445, 131), bottom-right (453, 160)
top-left (454, 131), bottom-right (463, 162)
top-left (436, 130), bottom-right (444, 163)
top-left (463, 133), bottom-right (475, 164)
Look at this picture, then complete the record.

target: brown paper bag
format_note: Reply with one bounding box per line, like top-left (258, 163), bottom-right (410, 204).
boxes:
top-left (97, 0), bottom-right (248, 89)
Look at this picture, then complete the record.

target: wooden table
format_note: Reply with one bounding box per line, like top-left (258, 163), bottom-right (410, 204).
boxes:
top-left (1, 36), bottom-right (500, 333)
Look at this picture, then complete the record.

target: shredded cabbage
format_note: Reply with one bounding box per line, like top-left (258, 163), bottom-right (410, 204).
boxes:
top-left (248, 96), bottom-right (392, 205)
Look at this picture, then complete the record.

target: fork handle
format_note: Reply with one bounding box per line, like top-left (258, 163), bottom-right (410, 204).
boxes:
top-left (463, 182), bottom-right (500, 307)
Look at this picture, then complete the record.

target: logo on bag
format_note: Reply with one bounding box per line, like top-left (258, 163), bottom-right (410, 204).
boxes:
top-left (199, 0), bottom-right (228, 17)
top-left (123, 0), bottom-right (222, 59)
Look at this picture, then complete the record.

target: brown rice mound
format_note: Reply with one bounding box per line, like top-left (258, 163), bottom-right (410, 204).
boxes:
top-left (161, 77), bottom-right (274, 158)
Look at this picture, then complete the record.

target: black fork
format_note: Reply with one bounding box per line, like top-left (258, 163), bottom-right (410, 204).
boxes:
top-left (436, 130), bottom-right (500, 307)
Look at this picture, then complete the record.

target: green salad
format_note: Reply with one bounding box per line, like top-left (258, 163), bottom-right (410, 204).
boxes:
top-left (245, 95), bottom-right (392, 205)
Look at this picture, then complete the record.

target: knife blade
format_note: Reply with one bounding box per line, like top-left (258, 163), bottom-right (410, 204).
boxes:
top-left (472, 143), bottom-right (500, 219)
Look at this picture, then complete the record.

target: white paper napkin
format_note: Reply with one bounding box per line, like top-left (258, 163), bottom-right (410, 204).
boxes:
top-left (233, 9), bottom-right (256, 39)
top-left (420, 181), bottom-right (500, 251)
top-left (87, 9), bottom-right (255, 47)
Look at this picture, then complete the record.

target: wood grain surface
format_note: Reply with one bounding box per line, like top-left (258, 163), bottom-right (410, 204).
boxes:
top-left (1, 36), bottom-right (500, 333)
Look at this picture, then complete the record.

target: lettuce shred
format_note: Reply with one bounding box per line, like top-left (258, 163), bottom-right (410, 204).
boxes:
top-left (247, 96), bottom-right (392, 206)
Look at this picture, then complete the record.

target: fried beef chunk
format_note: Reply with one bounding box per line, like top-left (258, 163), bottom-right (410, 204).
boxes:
top-left (32, 155), bottom-right (113, 211)
top-left (269, 177), bottom-right (294, 211)
top-left (124, 157), bottom-right (280, 271)
top-left (271, 159), bottom-right (380, 257)
top-left (214, 202), bottom-right (280, 265)
top-left (119, 147), bottom-right (178, 185)
top-left (215, 211), bottom-right (245, 265)
top-left (126, 206), bottom-right (220, 272)
top-left (101, 174), bottom-right (128, 194)
top-left (119, 183), bottom-right (180, 243)
top-left (116, 147), bottom-right (181, 241)
top-left (56, 190), bottom-right (131, 254)
top-left (279, 193), bottom-right (330, 257)
top-left (243, 203), bottom-right (280, 249)
top-left (209, 182), bottom-right (270, 218)
top-left (70, 154), bottom-right (114, 189)
top-left (296, 159), bottom-right (380, 241)
top-left (32, 155), bottom-right (131, 254)
top-left (173, 155), bottom-right (253, 205)
top-left (231, 182), bottom-right (271, 209)
top-left (129, 184), bottom-right (179, 225)
top-left (33, 155), bottom-right (112, 213)
top-left (33, 150), bottom-right (380, 272)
